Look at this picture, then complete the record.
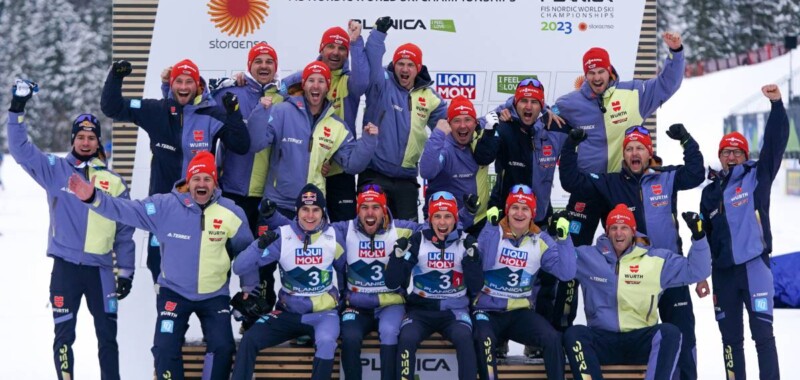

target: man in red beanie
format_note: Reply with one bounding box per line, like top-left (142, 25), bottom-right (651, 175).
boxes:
top-left (68, 150), bottom-right (255, 380)
top-left (361, 16), bottom-right (448, 221)
top-left (102, 58), bottom-right (250, 283)
top-left (563, 203), bottom-right (710, 380)
top-left (278, 21), bottom-right (369, 224)
top-left (420, 95), bottom-right (490, 230)
top-left (699, 84), bottom-right (788, 380)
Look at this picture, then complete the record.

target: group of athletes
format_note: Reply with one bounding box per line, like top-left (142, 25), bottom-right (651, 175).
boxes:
top-left (7, 15), bottom-right (788, 380)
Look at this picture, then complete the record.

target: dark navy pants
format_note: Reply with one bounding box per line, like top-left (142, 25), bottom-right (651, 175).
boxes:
top-left (472, 309), bottom-right (565, 380)
top-left (147, 232), bottom-right (161, 283)
top-left (397, 308), bottom-right (476, 380)
top-left (50, 257), bottom-right (119, 380)
top-left (659, 285), bottom-right (697, 380)
top-left (340, 305), bottom-right (404, 380)
top-left (564, 324), bottom-right (681, 380)
top-left (153, 287), bottom-right (234, 380)
top-left (231, 309), bottom-right (340, 380)
top-left (713, 256), bottom-right (779, 380)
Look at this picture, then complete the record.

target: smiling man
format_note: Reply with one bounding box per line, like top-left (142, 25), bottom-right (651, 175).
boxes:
top-left (563, 204), bottom-right (710, 380)
top-left (420, 95), bottom-right (494, 230)
top-left (558, 122), bottom-right (705, 377)
top-left (360, 16), bottom-right (448, 221)
top-left (386, 191), bottom-right (484, 380)
top-left (699, 84), bottom-right (788, 380)
top-left (101, 58), bottom-right (251, 283)
top-left (67, 151), bottom-right (254, 380)
top-left (248, 61), bottom-right (378, 220)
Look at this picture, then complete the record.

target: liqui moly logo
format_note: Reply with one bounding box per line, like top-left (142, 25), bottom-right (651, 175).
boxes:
top-left (499, 248), bottom-right (528, 268)
top-left (296, 247), bottom-right (323, 265)
top-left (427, 251), bottom-right (455, 269)
top-left (436, 73), bottom-right (476, 100)
top-left (358, 241), bottom-right (386, 258)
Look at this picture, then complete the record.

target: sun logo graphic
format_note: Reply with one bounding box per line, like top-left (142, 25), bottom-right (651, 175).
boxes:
top-left (208, 0), bottom-right (269, 37)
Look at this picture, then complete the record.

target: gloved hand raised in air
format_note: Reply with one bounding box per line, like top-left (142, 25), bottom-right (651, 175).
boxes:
top-left (9, 79), bottom-right (38, 113)
top-left (375, 16), bottom-right (392, 33)
top-left (111, 60), bottom-right (132, 78)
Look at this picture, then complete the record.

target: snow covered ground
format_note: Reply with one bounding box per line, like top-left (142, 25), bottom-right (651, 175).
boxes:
top-left (1, 52), bottom-right (799, 379)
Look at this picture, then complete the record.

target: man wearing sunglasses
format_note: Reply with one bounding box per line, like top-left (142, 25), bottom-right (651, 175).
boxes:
top-left (472, 185), bottom-right (576, 380)
top-left (564, 204), bottom-right (710, 380)
top-left (9, 82), bottom-right (135, 380)
top-left (102, 59), bottom-right (251, 283)
top-left (361, 16), bottom-right (448, 221)
top-left (420, 95), bottom-right (495, 231)
top-left (386, 191), bottom-right (483, 379)
top-left (252, 184), bottom-right (426, 380)
top-left (559, 122), bottom-right (705, 378)
top-left (699, 84), bottom-right (787, 379)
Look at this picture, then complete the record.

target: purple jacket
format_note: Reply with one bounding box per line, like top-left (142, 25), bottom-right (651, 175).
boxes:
top-left (85, 181), bottom-right (254, 301)
top-left (7, 111), bottom-right (135, 277)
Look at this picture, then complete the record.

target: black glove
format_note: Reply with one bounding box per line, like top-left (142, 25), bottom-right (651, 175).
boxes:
top-left (666, 123), bottom-right (691, 144)
top-left (463, 235), bottom-right (479, 259)
top-left (259, 198), bottom-right (277, 220)
top-left (393, 237), bottom-right (410, 258)
top-left (9, 80), bottom-right (35, 113)
top-left (463, 194), bottom-right (480, 215)
top-left (116, 277), bottom-right (133, 300)
top-left (231, 291), bottom-right (270, 321)
top-left (111, 60), bottom-right (132, 78)
top-left (681, 212), bottom-right (705, 240)
top-left (222, 92), bottom-right (239, 114)
top-left (375, 16), bottom-right (392, 33)
top-left (568, 128), bottom-right (587, 145)
top-left (257, 230), bottom-right (279, 249)
top-left (547, 211), bottom-right (570, 240)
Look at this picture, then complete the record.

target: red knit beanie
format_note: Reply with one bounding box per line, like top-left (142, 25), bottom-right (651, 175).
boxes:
top-left (583, 47), bottom-right (612, 74)
top-left (505, 186), bottom-right (537, 217)
top-left (319, 27), bottom-right (350, 53)
top-left (623, 128), bottom-right (653, 156)
top-left (247, 42), bottom-right (278, 71)
top-left (393, 43), bottom-right (423, 72)
top-left (514, 83), bottom-right (545, 106)
top-left (186, 151), bottom-right (217, 183)
top-left (302, 61), bottom-right (332, 88)
top-left (447, 96), bottom-right (477, 122)
top-left (357, 187), bottom-right (388, 215)
top-left (718, 132), bottom-right (749, 160)
top-left (606, 204), bottom-right (636, 231)
top-left (170, 59), bottom-right (200, 86)
top-left (428, 192), bottom-right (458, 222)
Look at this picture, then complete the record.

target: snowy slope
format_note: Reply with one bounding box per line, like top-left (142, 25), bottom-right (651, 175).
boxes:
top-left (1, 50), bottom-right (799, 378)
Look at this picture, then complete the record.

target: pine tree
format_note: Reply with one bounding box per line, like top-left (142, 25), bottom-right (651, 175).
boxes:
top-left (681, 0), bottom-right (737, 63)
top-left (734, 0), bottom-right (783, 52)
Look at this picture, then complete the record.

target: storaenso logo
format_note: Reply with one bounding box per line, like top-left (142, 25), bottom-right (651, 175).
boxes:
top-left (356, 19), bottom-right (456, 32)
top-left (208, 0), bottom-right (269, 37)
top-left (497, 75), bottom-right (539, 94)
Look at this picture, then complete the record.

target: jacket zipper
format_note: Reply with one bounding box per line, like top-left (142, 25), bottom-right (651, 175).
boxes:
top-left (645, 295), bottom-right (655, 322)
top-left (200, 209), bottom-right (206, 231)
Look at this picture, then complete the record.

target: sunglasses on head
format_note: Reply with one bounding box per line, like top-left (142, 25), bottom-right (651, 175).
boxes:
top-left (625, 125), bottom-right (650, 136)
top-left (517, 78), bottom-right (543, 89)
top-left (429, 191), bottom-right (456, 202)
top-left (510, 184), bottom-right (534, 195)
top-left (361, 184), bottom-right (383, 193)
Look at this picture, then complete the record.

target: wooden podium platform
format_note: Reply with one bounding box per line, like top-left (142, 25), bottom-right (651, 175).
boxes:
top-left (181, 333), bottom-right (647, 379)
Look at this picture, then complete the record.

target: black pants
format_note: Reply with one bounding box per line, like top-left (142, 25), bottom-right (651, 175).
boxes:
top-left (358, 169), bottom-right (420, 222)
top-left (326, 172), bottom-right (357, 222)
top-left (50, 257), bottom-right (119, 380)
top-left (473, 309), bottom-right (564, 380)
top-left (147, 233), bottom-right (161, 283)
top-left (222, 192), bottom-right (261, 236)
top-left (564, 324), bottom-right (682, 380)
top-left (397, 309), bottom-right (476, 380)
top-left (153, 288), bottom-right (235, 380)
top-left (340, 305), bottom-right (404, 380)
top-left (538, 194), bottom-right (609, 331)
top-left (659, 286), bottom-right (697, 380)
